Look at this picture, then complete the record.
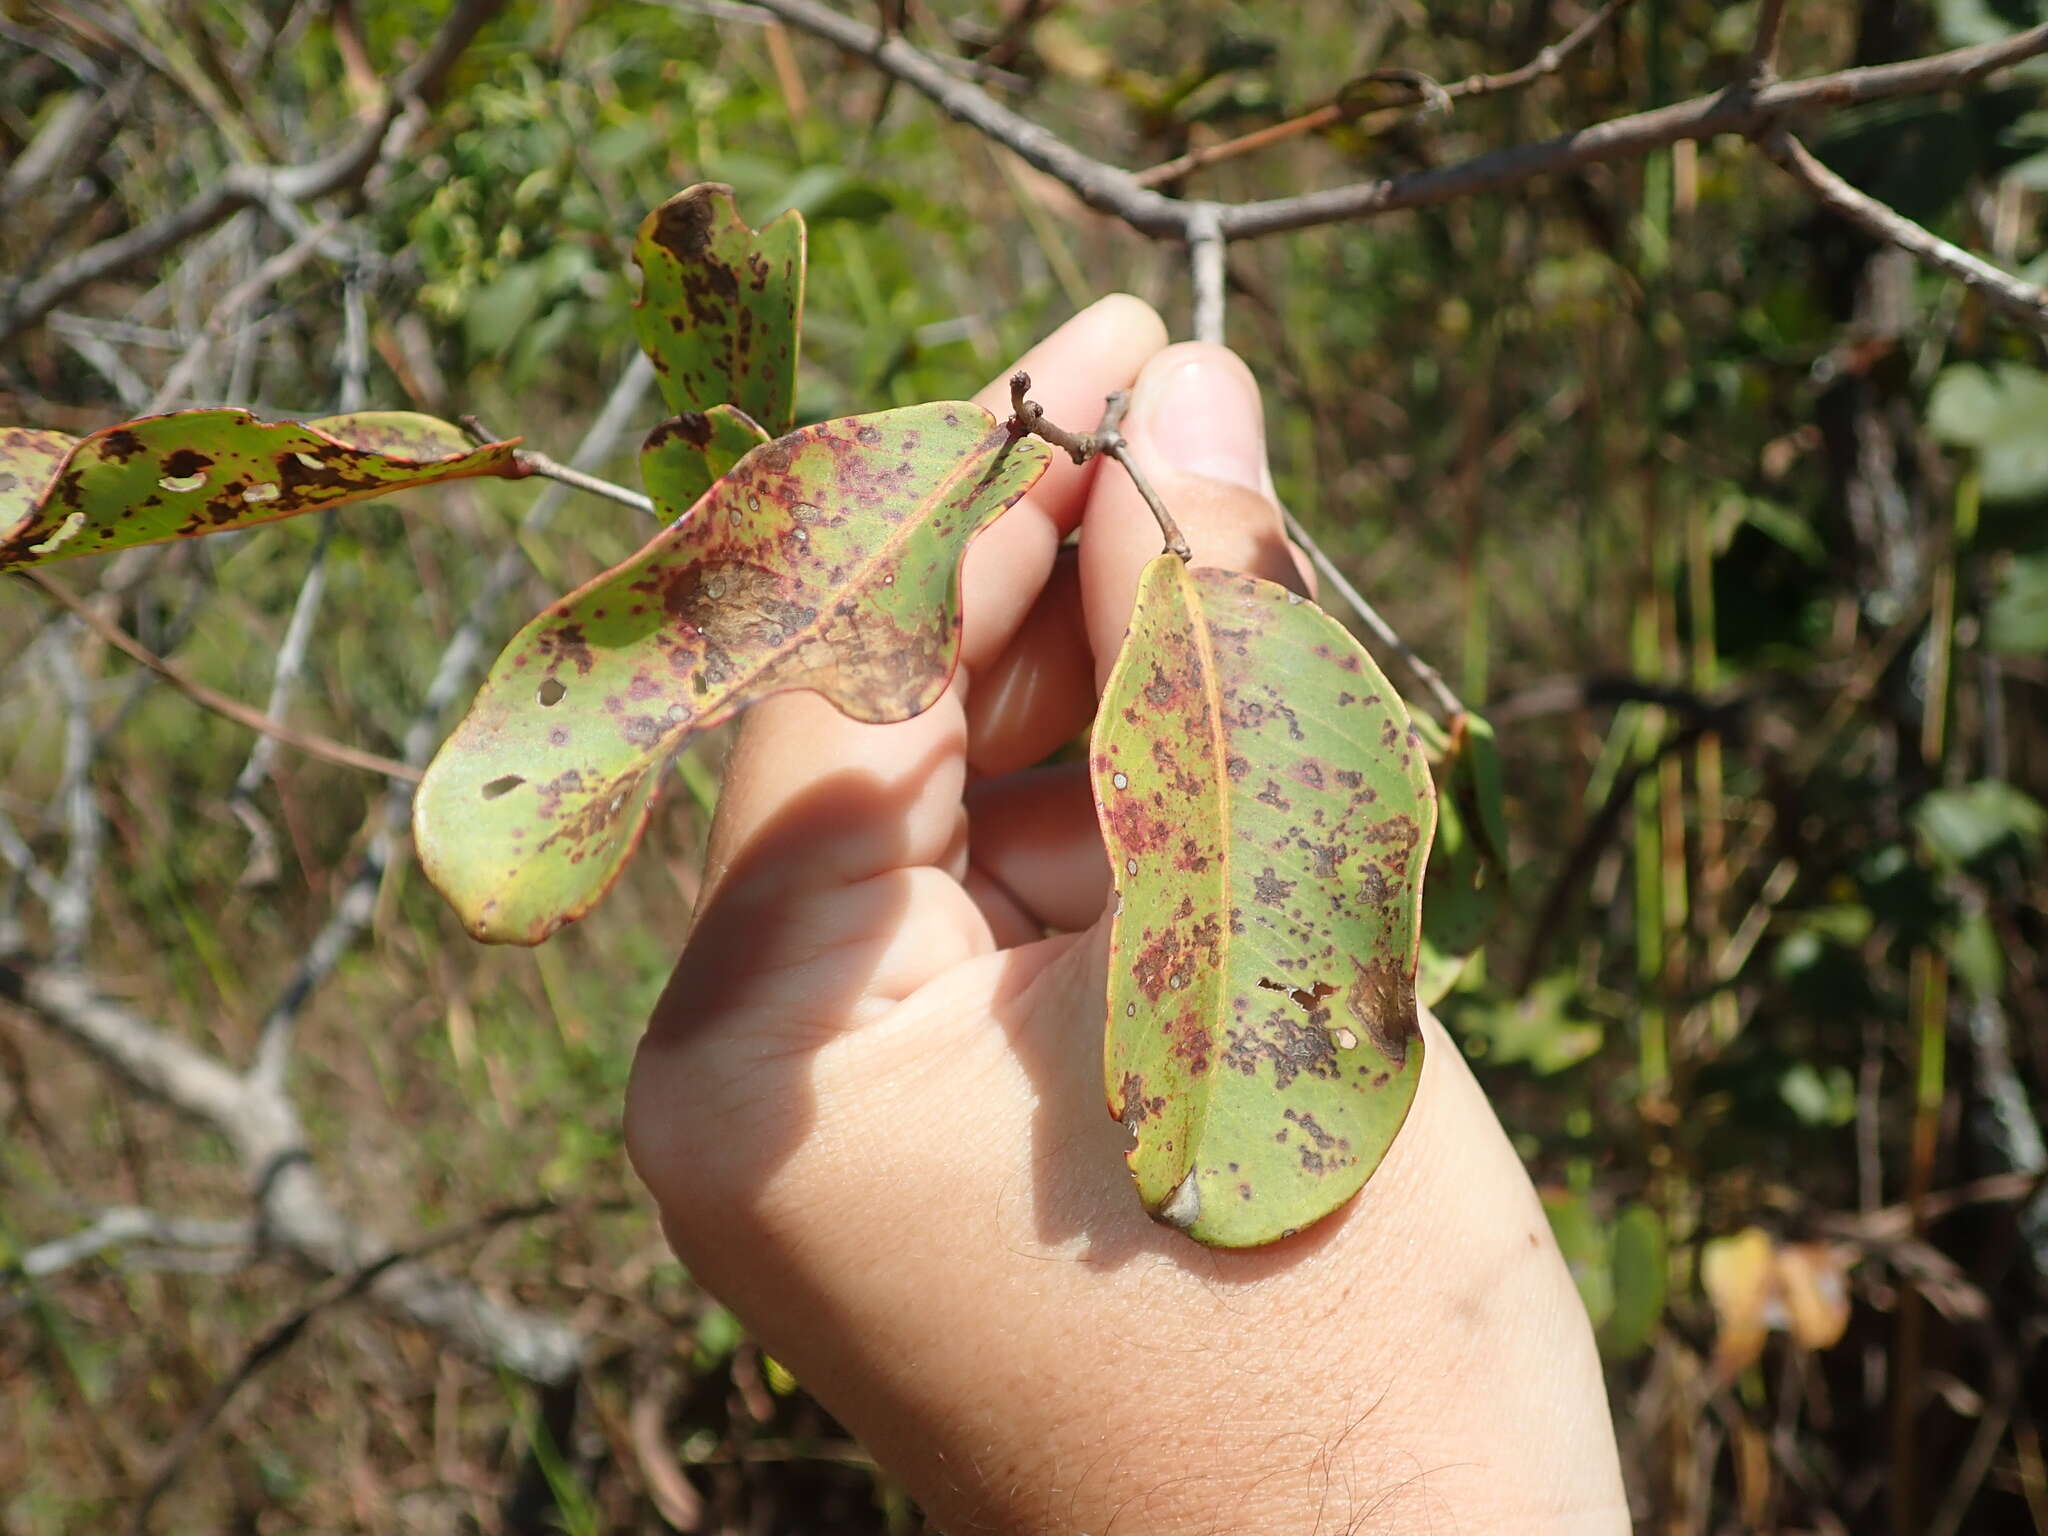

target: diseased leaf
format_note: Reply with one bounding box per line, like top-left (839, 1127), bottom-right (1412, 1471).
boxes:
top-left (0, 410), bottom-right (522, 570)
top-left (640, 405), bottom-right (771, 517)
top-left (416, 404), bottom-right (1050, 944)
top-left (1092, 556), bottom-right (1438, 1248)
top-left (632, 183), bottom-right (804, 433)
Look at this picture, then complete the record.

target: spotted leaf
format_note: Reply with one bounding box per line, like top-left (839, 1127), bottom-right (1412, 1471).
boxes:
top-left (0, 410), bottom-right (523, 570)
top-left (415, 404), bottom-right (1050, 944)
top-left (1092, 556), bottom-right (1438, 1248)
top-left (640, 404), bottom-right (771, 517)
top-left (632, 183), bottom-right (804, 433)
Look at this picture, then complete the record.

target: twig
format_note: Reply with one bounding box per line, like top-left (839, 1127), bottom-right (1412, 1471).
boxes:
top-left (1133, 5), bottom-right (1636, 192)
top-left (1186, 202), bottom-right (1227, 345)
top-left (1006, 372), bottom-right (1190, 559)
top-left (1278, 510), bottom-right (1467, 722)
top-left (0, 959), bottom-right (586, 1384)
top-left (458, 416), bottom-right (657, 515)
top-left (150, 216), bottom-right (341, 408)
top-left (1745, 0), bottom-right (1792, 88)
top-left (47, 637), bottom-right (101, 967)
top-left (0, 0), bottom-right (505, 344)
top-left (1760, 128), bottom-right (2048, 335)
top-left (18, 571), bottom-right (421, 784)
top-left (7, 1207), bottom-right (251, 1282)
top-left (749, 0), bottom-right (2048, 243)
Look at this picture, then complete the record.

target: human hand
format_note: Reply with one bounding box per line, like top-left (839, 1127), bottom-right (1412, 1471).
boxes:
top-left (626, 296), bottom-right (1628, 1533)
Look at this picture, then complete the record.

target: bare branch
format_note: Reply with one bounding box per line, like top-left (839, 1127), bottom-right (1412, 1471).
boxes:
top-left (1761, 128), bottom-right (2048, 335)
top-left (19, 572), bottom-right (421, 784)
top-left (0, 958), bottom-right (586, 1385)
top-left (748, 0), bottom-right (2048, 248)
top-left (1187, 202), bottom-right (1227, 345)
top-left (8, 1207), bottom-right (252, 1282)
top-left (1007, 373), bottom-right (1190, 559)
top-left (460, 416), bottom-right (657, 514)
top-left (47, 636), bottom-right (101, 966)
top-left (1746, 0), bottom-right (1793, 88)
top-left (0, 0), bottom-right (506, 345)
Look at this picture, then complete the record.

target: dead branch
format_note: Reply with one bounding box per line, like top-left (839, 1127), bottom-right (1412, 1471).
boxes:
top-left (1760, 127), bottom-right (2048, 335)
top-left (1007, 373), bottom-right (1190, 559)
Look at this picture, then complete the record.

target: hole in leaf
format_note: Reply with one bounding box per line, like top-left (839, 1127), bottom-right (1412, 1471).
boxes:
top-left (481, 774), bottom-right (525, 800)
top-left (241, 481), bottom-right (280, 504)
top-left (158, 472), bottom-right (206, 492)
top-left (537, 678), bottom-right (567, 706)
top-left (1258, 977), bottom-right (1337, 1013)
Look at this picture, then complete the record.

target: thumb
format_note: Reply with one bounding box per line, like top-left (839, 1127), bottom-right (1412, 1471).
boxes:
top-left (1077, 342), bottom-right (1309, 686)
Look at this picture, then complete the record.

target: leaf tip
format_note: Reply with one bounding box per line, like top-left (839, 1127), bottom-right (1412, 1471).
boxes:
top-left (1154, 1169), bottom-right (1202, 1233)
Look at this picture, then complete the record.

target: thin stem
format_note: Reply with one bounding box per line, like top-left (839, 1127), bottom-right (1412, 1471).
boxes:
top-left (460, 415), bottom-right (656, 514)
top-left (17, 571), bottom-right (420, 783)
top-left (1760, 127), bottom-right (2048, 335)
top-left (1278, 507), bottom-right (1466, 721)
top-left (1006, 373), bottom-right (1190, 560)
top-left (1187, 202), bottom-right (1227, 345)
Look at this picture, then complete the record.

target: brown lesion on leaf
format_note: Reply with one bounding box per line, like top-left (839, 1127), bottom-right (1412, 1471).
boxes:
top-left (1251, 867), bottom-right (1295, 906)
top-left (1223, 1009), bottom-right (1342, 1089)
top-left (1344, 955), bottom-right (1419, 1069)
top-left (1258, 976), bottom-right (1336, 1014)
top-left (1118, 1072), bottom-right (1166, 1127)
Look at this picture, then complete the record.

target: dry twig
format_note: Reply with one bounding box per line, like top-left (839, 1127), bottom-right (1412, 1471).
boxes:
top-left (1006, 372), bottom-right (1190, 560)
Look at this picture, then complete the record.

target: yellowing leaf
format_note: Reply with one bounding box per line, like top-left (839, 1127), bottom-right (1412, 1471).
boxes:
top-left (0, 410), bottom-right (522, 570)
top-left (1092, 556), bottom-right (1438, 1248)
top-left (415, 404), bottom-right (1050, 944)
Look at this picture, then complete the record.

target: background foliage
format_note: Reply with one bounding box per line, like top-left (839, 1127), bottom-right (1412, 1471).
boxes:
top-left (4, 0), bottom-right (2047, 1530)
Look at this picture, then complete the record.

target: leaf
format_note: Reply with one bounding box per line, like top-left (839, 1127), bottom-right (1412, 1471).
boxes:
top-left (1600, 1204), bottom-right (1668, 1361)
top-left (640, 405), bottom-right (771, 518)
top-left (1928, 362), bottom-right (2048, 501)
top-left (1987, 551), bottom-right (2048, 653)
top-left (1915, 779), bottom-right (2047, 868)
top-left (0, 410), bottom-right (522, 570)
top-left (1417, 710), bottom-right (1508, 1004)
top-left (415, 404), bottom-right (1050, 944)
top-left (1092, 556), bottom-right (1438, 1248)
top-left (632, 183), bottom-right (804, 434)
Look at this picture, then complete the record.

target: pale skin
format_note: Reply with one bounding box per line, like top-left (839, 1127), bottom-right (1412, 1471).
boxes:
top-left (626, 296), bottom-right (1630, 1533)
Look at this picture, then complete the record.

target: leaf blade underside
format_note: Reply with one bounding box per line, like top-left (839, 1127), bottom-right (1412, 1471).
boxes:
top-left (415, 403), bottom-right (1050, 945)
top-left (0, 410), bottom-right (522, 570)
top-left (1092, 556), bottom-right (1439, 1249)
top-left (631, 183), bottom-right (805, 434)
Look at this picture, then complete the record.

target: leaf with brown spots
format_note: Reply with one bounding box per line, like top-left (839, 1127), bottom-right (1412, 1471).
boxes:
top-left (0, 410), bottom-right (523, 570)
top-left (414, 403), bottom-right (1050, 944)
top-left (632, 183), bottom-right (804, 434)
top-left (640, 404), bottom-right (771, 517)
top-left (1093, 556), bottom-right (1438, 1248)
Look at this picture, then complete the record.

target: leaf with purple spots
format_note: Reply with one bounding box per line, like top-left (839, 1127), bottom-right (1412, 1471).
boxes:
top-left (414, 403), bottom-right (1050, 944)
top-left (1092, 555), bottom-right (1438, 1248)
top-left (0, 410), bottom-right (523, 570)
top-left (632, 183), bottom-right (804, 434)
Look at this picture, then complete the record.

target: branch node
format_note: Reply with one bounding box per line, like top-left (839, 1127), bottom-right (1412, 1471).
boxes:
top-left (1007, 374), bottom-right (1190, 559)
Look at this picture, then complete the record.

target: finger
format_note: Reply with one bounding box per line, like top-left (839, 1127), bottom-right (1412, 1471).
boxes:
top-left (959, 295), bottom-right (1169, 673)
top-left (965, 763), bottom-right (1108, 932)
top-left (699, 296), bottom-right (1167, 915)
top-left (964, 547), bottom-right (1095, 778)
top-left (1078, 344), bottom-right (1306, 688)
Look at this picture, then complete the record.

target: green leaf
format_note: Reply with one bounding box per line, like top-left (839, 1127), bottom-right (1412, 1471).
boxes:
top-left (0, 411), bottom-right (522, 570)
top-left (631, 182), bottom-right (804, 434)
top-left (1092, 556), bottom-right (1437, 1248)
top-left (415, 404), bottom-right (1050, 944)
top-left (1418, 710), bottom-right (1508, 1004)
top-left (1987, 552), bottom-right (2048, 653)
top-left (640, 405), bottom-right (771, 518)
top-left (1928, 362), bottom-right (2048, 501)
top-left (1915, 779), bottom-right (2048, 869)
top-left (1599, 1204), bottom-right (1667, 1360)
